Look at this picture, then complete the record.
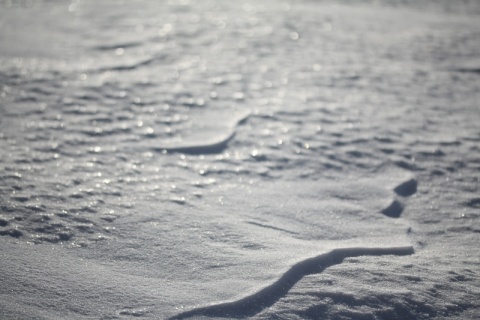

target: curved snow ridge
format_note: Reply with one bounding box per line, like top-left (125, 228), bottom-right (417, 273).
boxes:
top-left (155, 111), bottom-right (250, 155)
top-left (169, 246), bottom-right (414, 319)
top-left (154, 130), bottom-right (236, 155)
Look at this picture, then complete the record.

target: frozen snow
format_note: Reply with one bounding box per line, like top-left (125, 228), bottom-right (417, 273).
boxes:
top-left (0, 0), bottom-right (479, 319)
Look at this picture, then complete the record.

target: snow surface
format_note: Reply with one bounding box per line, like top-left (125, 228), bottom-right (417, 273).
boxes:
top-left (0, 0), bottom-right (479, 319)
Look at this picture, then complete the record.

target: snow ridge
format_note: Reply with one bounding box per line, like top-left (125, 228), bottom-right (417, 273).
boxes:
top-left (154, 130), bottom-right (236, 155)
top-left (169, 246), bottom-right (414, 319)
top-left (155, 111), bottom-right (250, 155)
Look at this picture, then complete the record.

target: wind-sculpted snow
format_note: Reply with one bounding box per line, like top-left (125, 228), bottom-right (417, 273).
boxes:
top-left (170, 246), bottom-right (414, 319)
top-left (154, 111), bottom-right (250, 155)
top-left (1, 0), bottom-right (480, 319)
top-left (155, 130), bottom-right (235, 154)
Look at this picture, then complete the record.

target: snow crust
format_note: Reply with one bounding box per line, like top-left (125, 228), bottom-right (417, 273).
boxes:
top-left (0, 0), bottom-right (479, 319)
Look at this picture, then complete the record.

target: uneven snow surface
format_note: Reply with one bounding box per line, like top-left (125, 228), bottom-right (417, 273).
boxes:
top-left (0, 0), bottom-right (479, 319)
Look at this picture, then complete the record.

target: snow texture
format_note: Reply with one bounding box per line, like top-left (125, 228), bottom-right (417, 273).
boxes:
top-left (0, 0), bottom-right (479, 319)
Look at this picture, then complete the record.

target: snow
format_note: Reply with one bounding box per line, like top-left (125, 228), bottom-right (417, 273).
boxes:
top-left (0, 0), bottom-right (479, 319)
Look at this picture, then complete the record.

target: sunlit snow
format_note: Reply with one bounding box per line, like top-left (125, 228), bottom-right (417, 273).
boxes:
top-left (1, 0), bottom-right (479, 319)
